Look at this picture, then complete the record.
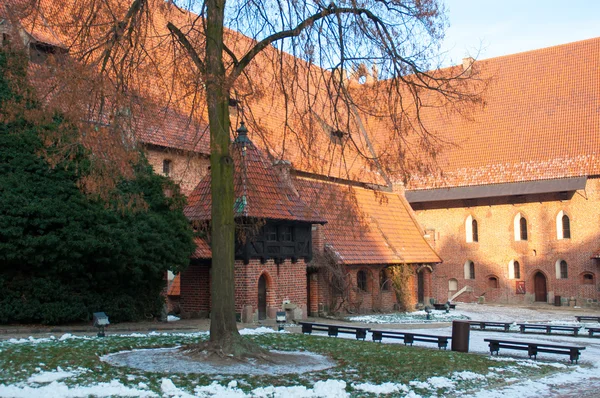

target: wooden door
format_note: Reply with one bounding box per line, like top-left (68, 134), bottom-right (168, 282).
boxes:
top-left (258, 274), bottom-right (267, 320)
top-left (534, 272), bottom-right (547, 302)
top-left (417, 271), bottom-right (425, 304)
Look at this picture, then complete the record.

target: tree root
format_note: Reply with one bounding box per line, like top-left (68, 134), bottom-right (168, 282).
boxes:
top-left (180, 336), bottom-right (272, 363)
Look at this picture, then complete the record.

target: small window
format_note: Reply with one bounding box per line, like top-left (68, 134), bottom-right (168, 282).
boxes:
top-left (465, 215), bottom-right (478, 243)
top-left (562, 214), bottom-right (571, 239)
top-left (520, 217), bottom-right (528, 240)
top-left (2, 33), bottom-right (10, 47)
top-left (380, 269), bottom-right (390, 291)
top-left (583, 273), bottom-right (594, 285)
top-left (487, 276), bottom-right (499, 289)
top-left (163, 159), bottom-right (172, 176)
top-left (280, 226), bottom-right (293, 242)
top-left (448, 278), bottom-right (458, 291)
top-left (464, 260), bottom-right (475, 280)
top-left (265, 225), bottom-right (278, 241)
top-left (357, 270), bottom-right (367, 292)
top-left (560, 260), bottom-right (568, 279)
top-left (513, 261), bottom-right (521, 279)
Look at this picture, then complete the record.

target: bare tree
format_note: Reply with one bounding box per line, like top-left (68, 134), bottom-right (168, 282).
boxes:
top-left (3, 0), bottom-right (484, 357)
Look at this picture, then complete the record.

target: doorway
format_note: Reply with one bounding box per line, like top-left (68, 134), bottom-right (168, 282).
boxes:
top-left (534, 272), bottom-right (547, 302)
top-left (258, 274), bottom-right (267, 320)
top-left (417, 271), bottom-right (425, 304)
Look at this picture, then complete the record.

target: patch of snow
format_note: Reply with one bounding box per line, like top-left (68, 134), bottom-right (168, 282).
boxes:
top-left (161, 379), bottom-right (196, 398)
top-left (27, 369), bottom-right (77, 384)
top-left (0, 380), bottom-right (157, 398)
top-left (167, 315), bottom-right (180, 322)
top-left (452, 371), bottom-right (486, 381)
top-left (352, 381), bottom-right (409, 394)
top-left (239, 326), bottom-right (283, 335)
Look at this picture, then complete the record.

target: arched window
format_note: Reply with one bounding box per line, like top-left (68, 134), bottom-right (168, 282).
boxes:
top-left (357, 270), bottom-right (367, 291)
top-left (379, 269), bottom-right (389, 291)
top-left (514, 213), bottom-right (528, 241)
top-left (555, 260), bottom-right (568, 279)
top-left (520, 217), bottom-right (528, 240)
top-left (582, 273), bottom-right (594, 285)
top-left (464, 260), bottom-right (475, 280)
top-left (449, 279), bottom-right (458, 291)
top-left (556, 211), bottom-right (571, 239)
top-left (163, 159), bottom-right (172, 176)
top-left (488, 276), bottom-right (499, 288)
top-left (466, 215), bottom-right (478, 243)
top-left (562, 215), bottom-right (571, 239)
top-left (514, 261), bottom-right (521, 279)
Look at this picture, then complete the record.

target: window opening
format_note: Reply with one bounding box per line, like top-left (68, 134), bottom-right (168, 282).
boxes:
top-left (280, 226), bottom-right (293, 242)
top-left (562, 214), bottom-right (571, 239)
top-left (514, 261), bottom-right (521, 279)
top-left (520, 217), bottom-right (528, 240)
top-left (357, 270), bottom-right (367, 292)
top-left (472, 219), bottom-right (478, 242)
top-left (583, 273), bottom-right (594, 285)
top-left (380, 270), bottom-right (389, 291)
top-left (560, 260), bottom-right (568, 279)
top-left (163, 159), bottom-right (172, 176)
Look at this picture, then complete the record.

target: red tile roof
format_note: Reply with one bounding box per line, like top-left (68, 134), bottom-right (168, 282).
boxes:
top-left (401, 38), bottom-right (600, 190)
top-left (294, 177), bottom-right (441, 265)
top-left (192, 237), bottom-right (211, 260)
top-left (185, 123), bottom-right (326, 224)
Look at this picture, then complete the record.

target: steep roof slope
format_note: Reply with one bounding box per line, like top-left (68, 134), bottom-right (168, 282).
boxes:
top-left (185, 124), bottom-right (325, 223)
top-left (294, 177), bottom-right (441, 264)
top-left (401, 38), bottom-right (600, 190)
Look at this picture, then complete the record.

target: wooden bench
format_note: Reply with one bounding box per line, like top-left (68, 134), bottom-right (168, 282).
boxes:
top-left (484, 338), bottom-right (585, 363)
top-left (432, 303), bottom-right (456, 310)
top-left (587, 327), bottom-right (600, 337)
top-left (468, 321), bottom-right (512, 332)
top-left (517, 323), bottom-right (581, 336)
top-left (576, 316), bottom-right (600, 323)
top-left (298, 322), bottom-right (370, 340)
top-left (371, 329), bottom-right (451, 349)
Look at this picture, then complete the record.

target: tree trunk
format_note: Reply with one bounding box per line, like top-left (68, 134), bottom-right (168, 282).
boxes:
top-left (206, 0), bottom-right (239, 346)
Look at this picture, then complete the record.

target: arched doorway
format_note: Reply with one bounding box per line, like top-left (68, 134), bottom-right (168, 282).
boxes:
top-left (534, 272), bottom-right (547, 302)
top-left (417, 271), bottom-right (425, 304)
top-left (258, 274), bottom-right (267, 320)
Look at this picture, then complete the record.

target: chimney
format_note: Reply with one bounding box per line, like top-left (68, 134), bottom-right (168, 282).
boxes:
top-left (272, 159), bottom-right (299, 196)
top-left (462, 57), bottom-right (475, 75)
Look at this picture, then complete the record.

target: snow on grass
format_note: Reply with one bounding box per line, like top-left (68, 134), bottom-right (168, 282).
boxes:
top-left (347, 310), bottom-right (468, 324)
top-left (27, 367), bottom-right (87, 383)
top-left (0, 380), bottom-right (158, 398)
top-left (352, 381), bottom-right (409, 395)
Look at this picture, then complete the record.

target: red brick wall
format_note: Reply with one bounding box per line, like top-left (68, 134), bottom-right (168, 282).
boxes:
top-left (180, 265), bottom-right (211, 317)
top-left (180, 259), bottom-right (308, 319)
top-left (413, 178), bottom-right (600, 306)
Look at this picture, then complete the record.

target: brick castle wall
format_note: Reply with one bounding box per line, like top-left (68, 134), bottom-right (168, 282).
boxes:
top-left (412, 178), bottom-right (600, 306)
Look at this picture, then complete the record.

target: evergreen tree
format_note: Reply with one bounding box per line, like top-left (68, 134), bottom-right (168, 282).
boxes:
top-left (0, 49), bottom-right (195, 324)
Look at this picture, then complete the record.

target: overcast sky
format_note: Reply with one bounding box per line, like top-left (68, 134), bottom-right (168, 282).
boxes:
top-left (438, 0), bottom-right (600, 66)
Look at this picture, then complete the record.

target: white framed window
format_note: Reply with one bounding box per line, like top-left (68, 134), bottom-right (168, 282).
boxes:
top-left (465, 215), bottom-right (478, 243)
top-left (556, 211), bottom-right (571, 240)
top-left (464, 260), bottom-right (475, 280)
top-left (449, 278), bottom-right (458, 291)
top-left (514, 213), bottom-right (528, 241)
top-left (555, 259), bottom-right (568, 279)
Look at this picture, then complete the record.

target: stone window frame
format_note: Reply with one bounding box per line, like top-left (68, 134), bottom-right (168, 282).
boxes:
top-left (514, 212), bottom-right (528, 241)
top-left (556, 210), bottom-right (571, 240)
top-left (465, 215), bottom-right (478, 243)
top-left (555, 259), bottom-right (568, 279)
top-left (464, 260), bottom-right (475, 280)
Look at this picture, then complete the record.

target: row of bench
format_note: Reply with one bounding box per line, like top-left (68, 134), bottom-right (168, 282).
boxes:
top-left (298, 322), bottom-right (451, 349)
top-left (468, 321), bottom-right (600, 337)
top-left (298, 321), bottom-right (588, 363)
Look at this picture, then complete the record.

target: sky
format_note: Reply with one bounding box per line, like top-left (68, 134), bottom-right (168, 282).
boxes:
top-left (439, 0), bottom-right (600, 66)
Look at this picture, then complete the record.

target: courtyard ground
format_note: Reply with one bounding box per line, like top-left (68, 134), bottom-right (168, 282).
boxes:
top-left (0, 303), bottom-right (599, 397)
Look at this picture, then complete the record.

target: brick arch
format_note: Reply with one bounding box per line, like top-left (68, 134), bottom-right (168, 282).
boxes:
top-left (485, 274), bottom-right (500, 289)
top-left (579, 271), bottom-right (595, 285)
top-left (528, 269), bottom-right (550, 302)
top-left (257, 271), bottom-right (277, 308)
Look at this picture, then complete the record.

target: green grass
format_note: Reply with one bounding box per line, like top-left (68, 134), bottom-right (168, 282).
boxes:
top-left (0, 331), bottom-right (578, 397)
